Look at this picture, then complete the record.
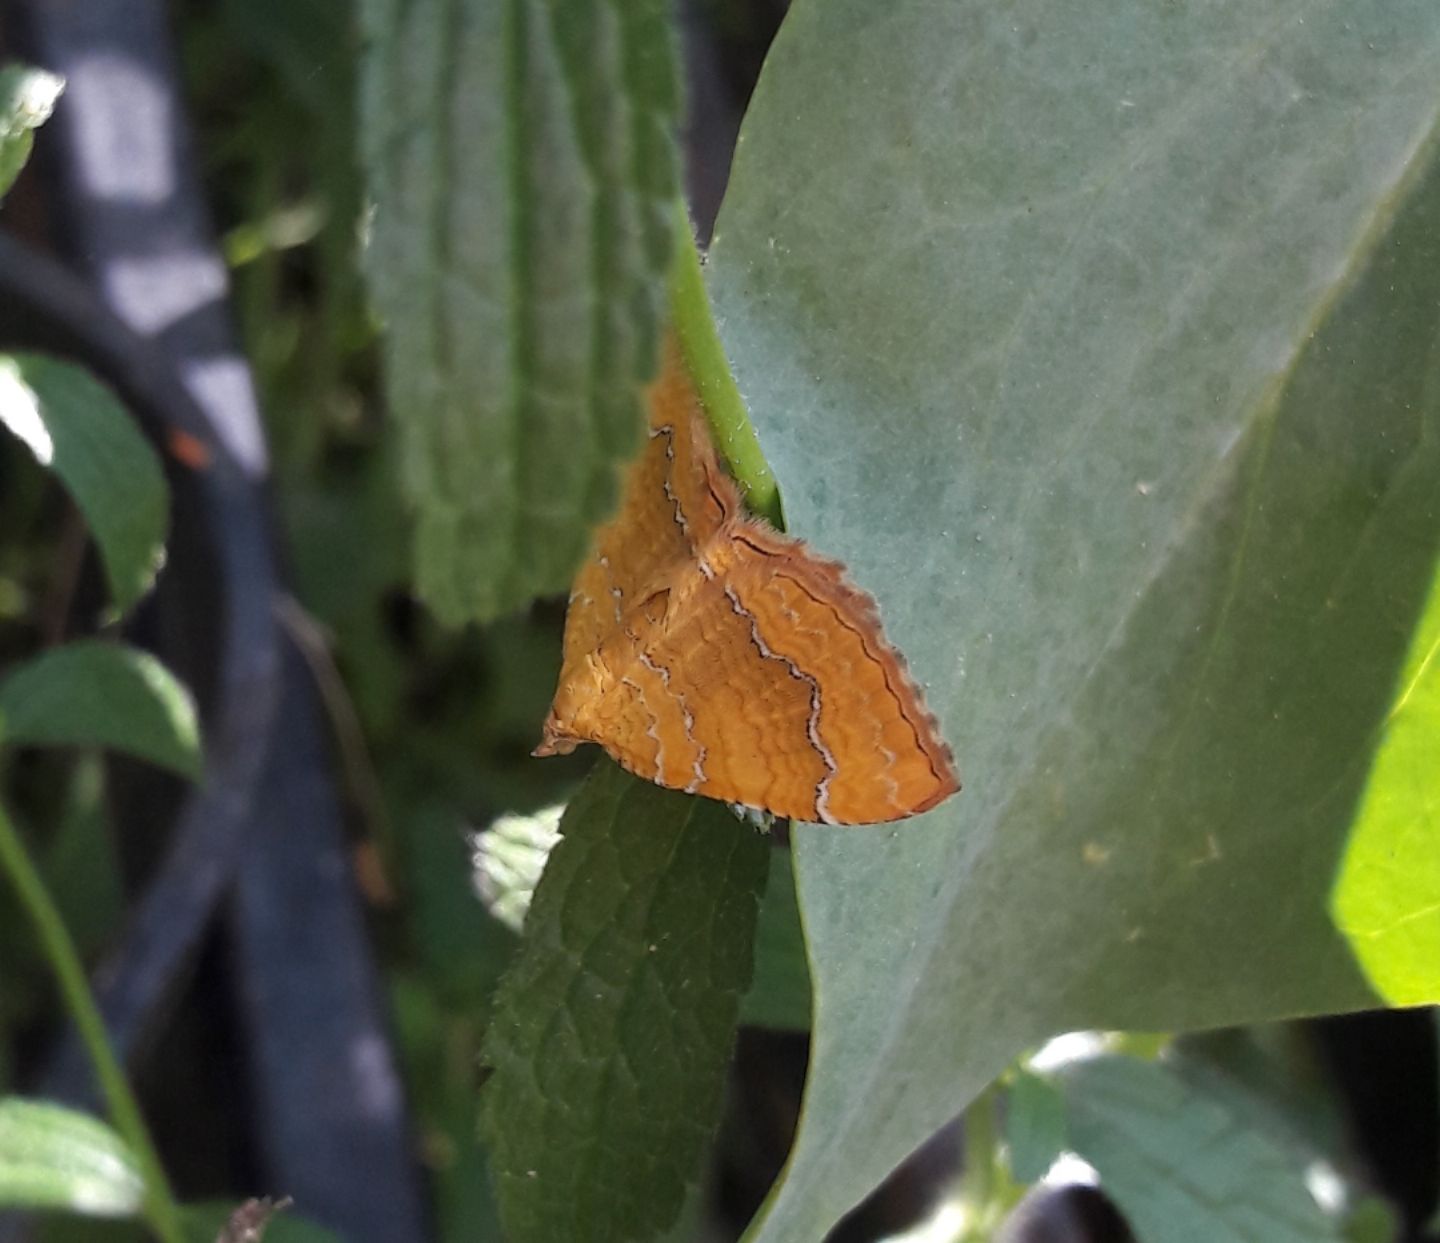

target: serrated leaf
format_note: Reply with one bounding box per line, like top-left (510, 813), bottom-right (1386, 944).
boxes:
top-left (0, 64), bottom-right (63, 199)
top-left (0, 355), bottom-right (167, 613)
top-left (359, 0), bottom-right (679, 623)
top-left (0, 1097), bottom-right (144, 1217)
top-left (0, 642), bottom-right (201, 780)
top-left (1061, 1055), bottom-right (1342, 1243)
top-left (704, 3), bottom-right (1440, 1238)
top-left (479, 761), bottom-right (769, 1243)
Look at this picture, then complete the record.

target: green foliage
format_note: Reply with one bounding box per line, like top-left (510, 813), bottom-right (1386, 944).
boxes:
top-left (706, 2), bottom-right (1440, 1236)
top-left (0, 642), bottom-right (201, 780)
top-left (1004, 1070), bottom-right (1067, 1186)
top-left (0, 356), bottom-right (168, 614)
top-left (0, 64), bottom-right (63, 199)
top-left (1060, 1054), bottom-right (1343, 1242)
top-left (0, 1098), bottom-right (144, 1218)
top-left (739, 844), bottom-right (810, 1031)
top-left (358, 0), bottom-right (680, 623)
top-left (480, 761), bottom-right (769, 1243)
top-left (405, 800), bottom-right (519, 1010)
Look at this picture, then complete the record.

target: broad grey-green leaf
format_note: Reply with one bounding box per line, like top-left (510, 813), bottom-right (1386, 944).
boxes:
top-left (0, 642), bottom-right (201, 780)
top-left (705, 3), bottom-right (1440, 1238)
top-left (0, 64), bottom-right (63, 199)
top-left (0, 354), bottom-right (167, 613)
top-left (0, 1097), bottom-right (144, 1217)
top-left (359, 0), bottom-right (678, 623)
top-left (479, 761), bottom-right (769, 1243)
top-left (1060, 1055), bottom-right (1341, 1243)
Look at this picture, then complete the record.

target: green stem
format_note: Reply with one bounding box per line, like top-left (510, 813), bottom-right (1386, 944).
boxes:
top-left (0, 798), bottom-right (184, 1243)
top-left (958, 1083), bottom-right (1001, 1239)
top-left (667, 201), bottom-right (786, 530)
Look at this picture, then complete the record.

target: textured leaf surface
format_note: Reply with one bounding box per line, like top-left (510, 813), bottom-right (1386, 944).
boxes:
top-left (480, 761), bottom-right (768, 1243)
top-left (1060, 1056), bottom-right (1341, 1243)
top-left (0, 64), bottom-right (63, 199)
top-left (0, 1098), bottom-right (143, 1217)
top-left (704, 3), bottom-right (1440, 1237)
top-left (0, 642), bottom-right (201, 780)
top-left (359, 0), bottom-right (678, 622)
top-left (0, 355), bottom-right (167, 613)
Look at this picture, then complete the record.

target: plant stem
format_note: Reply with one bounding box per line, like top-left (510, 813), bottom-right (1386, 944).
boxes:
top-left (0, 798), bottom-right (185, 1243)
top-left (667, 200), bottom-right (786, 530)
top-left (957, 1083), bottom-right (1002, 1240)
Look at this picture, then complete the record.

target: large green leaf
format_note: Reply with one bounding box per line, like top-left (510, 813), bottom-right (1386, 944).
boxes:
top-left (0, 1098), bottom-right (144, 1217)
top-left (704, 3), bottom-right (1440, 1237)
top-left (0, 355), bottom-right (167, 614)
top-left (359, 0), bottom-right (678, 622)
top-left (0, 642), bottom-right (201, 780)
top-left (479, 761), bottom-right (769, 1243)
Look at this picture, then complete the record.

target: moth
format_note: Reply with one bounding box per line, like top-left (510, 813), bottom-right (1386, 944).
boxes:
top-left (535, 339), bottom-right (959, 824)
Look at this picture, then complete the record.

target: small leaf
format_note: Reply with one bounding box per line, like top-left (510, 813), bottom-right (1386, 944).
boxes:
top-left (0, 642), bottom-right (201, 780)
top-left (359, 0), bottom-right (679, 622)
top-left (0, 64), bottom-right (63, 198)
top-left (473, 803), bottom-right (564, 933)
top-left (0, 1097), bottom-right (144, 1217)
top-left (479, 761), bottom-right (769, 1243)
top-left (1005, 1070), bottom-right (1068, 1186)
top-left (0, 355), bottom-right (168, 613)
top-left (1061, 1055), bottom-right (1343, 1243)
